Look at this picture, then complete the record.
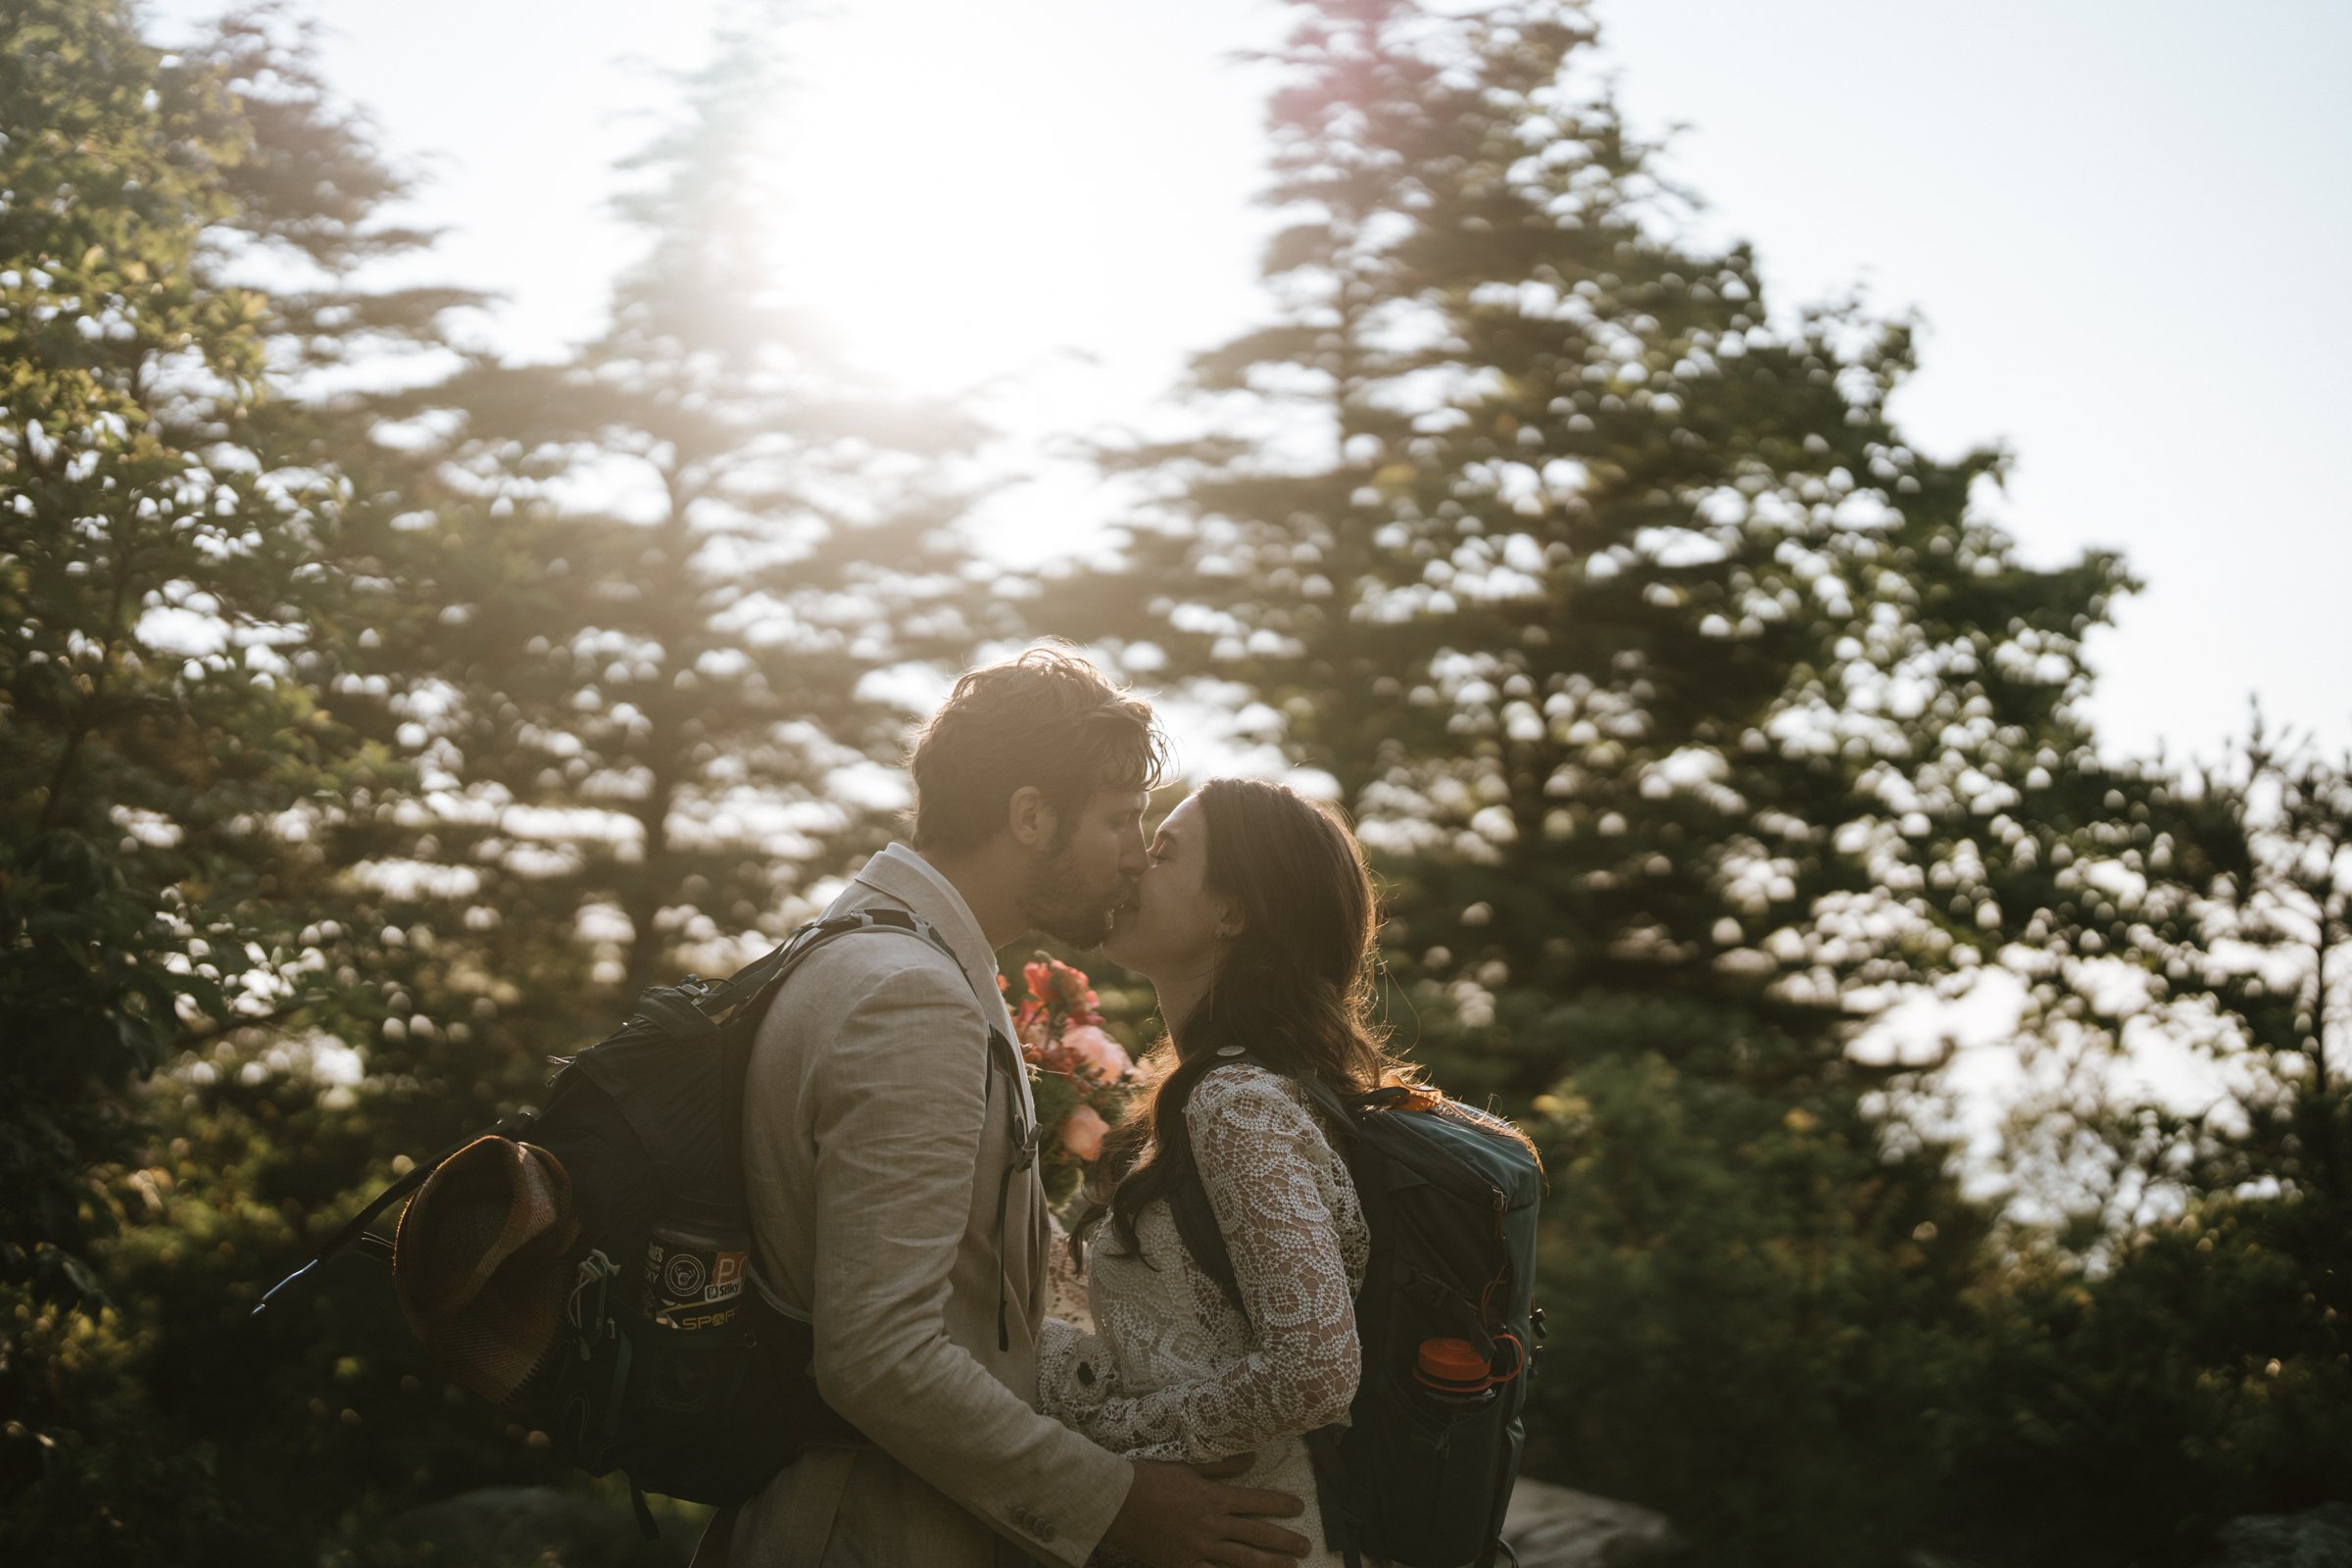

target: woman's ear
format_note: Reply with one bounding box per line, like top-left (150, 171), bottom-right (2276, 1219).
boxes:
top-left (1213, 900), bottom-right (1246, 941)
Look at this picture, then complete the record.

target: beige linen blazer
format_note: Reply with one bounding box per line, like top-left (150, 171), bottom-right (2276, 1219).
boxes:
top-left (718, 844), bottom-right (1131, 1568)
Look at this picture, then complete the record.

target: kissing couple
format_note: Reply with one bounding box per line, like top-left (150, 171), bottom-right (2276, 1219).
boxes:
top-left (695, 645), bottom-right (1410, 1568)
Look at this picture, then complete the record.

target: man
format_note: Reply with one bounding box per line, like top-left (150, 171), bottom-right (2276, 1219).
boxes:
top-left (708, 647), bottom-right (1311, 1568)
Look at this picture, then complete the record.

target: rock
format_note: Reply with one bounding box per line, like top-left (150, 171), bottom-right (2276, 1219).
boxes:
top-left (1501, 1478), bottom-right (1688, 1568)
top-left (2208, 1503), bottom-right (2352, 1568)
top-left (381, 1486), bottom-right (693, 1568)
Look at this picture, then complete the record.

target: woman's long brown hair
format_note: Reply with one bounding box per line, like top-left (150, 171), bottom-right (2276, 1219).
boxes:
top-left (1077, 776), bottom-right (1419, 1263)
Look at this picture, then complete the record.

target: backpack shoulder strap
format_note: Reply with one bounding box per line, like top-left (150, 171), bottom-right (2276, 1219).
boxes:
top-left (709, 905), bottom-right (968, 1021)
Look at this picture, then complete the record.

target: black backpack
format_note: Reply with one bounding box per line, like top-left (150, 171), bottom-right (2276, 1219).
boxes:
top-left (1168, 1057), bottom-right (1544, 1568)
top-left (257, 907), bottom-right (976, 1530)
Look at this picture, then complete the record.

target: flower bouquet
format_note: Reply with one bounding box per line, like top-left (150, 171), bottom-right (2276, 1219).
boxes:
top-left (1003, 954), bottom-right (1138, 1206)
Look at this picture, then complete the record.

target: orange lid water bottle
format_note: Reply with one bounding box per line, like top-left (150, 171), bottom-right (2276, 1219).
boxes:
top-left (1414, 1337), bottom-right (1494, 1400)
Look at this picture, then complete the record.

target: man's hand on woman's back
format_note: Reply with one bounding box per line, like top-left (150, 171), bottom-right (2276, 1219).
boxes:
top-left (1102, 1454), bottom-right (1312, 1568)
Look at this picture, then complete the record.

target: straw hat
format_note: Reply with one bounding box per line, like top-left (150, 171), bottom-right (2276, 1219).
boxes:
top-left (394, 1136), bottom-right (582, 1405)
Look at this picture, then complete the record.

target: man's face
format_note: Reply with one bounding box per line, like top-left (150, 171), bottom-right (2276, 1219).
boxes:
top-left (1014, 787), bottom-right (1150, 949)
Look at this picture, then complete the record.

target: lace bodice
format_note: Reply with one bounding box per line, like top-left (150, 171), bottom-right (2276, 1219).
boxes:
top-left (1040, 1063), bottom-right (1368, 1561)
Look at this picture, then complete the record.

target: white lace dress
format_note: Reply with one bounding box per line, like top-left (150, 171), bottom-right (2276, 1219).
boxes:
top-left (1039, 1063), bottom-right (1371, 1568)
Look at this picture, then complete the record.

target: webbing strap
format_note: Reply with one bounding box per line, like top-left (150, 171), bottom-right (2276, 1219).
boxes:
top-left (990, 1035), bottom-right (1039, 1352)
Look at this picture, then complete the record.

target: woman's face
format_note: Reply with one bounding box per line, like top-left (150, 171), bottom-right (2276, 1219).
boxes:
top-left (1102, 793), bottom-right (1236, 982)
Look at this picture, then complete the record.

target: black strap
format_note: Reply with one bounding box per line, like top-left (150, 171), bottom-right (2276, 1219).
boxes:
top-left (712, 909), bottom-right (963, 1168)
top-left (710, 907), bottom-right (958, 1019)
top-left (704, 906), bottom-right (961, 1016)
top-left (988, 1027), bottom-right (1037, 1351)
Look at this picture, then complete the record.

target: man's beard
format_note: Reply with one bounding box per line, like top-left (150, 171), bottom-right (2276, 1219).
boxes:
top-left (1016, 840), bottom-right (1121, 949)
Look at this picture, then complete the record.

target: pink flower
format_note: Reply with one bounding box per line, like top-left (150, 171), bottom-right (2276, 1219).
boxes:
top-left (1061, 1024), bottom-right (1132, 1084)
top-left (1058, 1104), bottom-right (1109, 1162)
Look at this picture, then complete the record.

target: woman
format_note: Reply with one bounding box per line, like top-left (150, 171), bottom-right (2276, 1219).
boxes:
top-left (1040, 777), bottom-right (1415, 1567)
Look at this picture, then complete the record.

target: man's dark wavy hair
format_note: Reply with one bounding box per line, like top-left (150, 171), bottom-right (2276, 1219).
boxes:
top-left (907, 644), bottom-right (1170, 854)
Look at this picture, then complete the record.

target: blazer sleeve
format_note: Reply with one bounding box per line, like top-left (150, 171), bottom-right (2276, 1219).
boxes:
top-left (801, 958), bottom-right (1132, 1565)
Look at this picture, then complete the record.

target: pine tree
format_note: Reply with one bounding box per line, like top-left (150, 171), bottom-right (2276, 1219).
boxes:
top-left (1067, 2), bottom-right (2158, 1555)
top-left (370, 9), bottom-right (1008, 1008)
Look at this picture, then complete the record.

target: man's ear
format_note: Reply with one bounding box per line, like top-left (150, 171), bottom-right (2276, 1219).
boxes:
top-left (1006, 785), bottom-right (1056, 850)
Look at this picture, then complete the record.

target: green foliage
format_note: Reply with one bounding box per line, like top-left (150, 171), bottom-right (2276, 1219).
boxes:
top-left (1929, 1193), bottom-right (2352, 1567)
top-left (1534, 1042), bottom-right (2001, 1560)
top-left (3, 0), bottom-right (300, 1285)
top-left (0, 3), bottom-right (545, 1555)
top-left (1910, 734), bottom-right (2352, 1565)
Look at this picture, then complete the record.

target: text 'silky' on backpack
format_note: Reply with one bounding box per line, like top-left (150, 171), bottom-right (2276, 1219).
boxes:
top-left (255, 907), bottom-right (1002, 1535)
top-left (1168, 1054), bottom-right (1544, 1568)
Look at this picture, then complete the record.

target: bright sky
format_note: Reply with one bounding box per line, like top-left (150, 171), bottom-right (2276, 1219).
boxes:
top-left (144, 0), bottom-right (2352, 767)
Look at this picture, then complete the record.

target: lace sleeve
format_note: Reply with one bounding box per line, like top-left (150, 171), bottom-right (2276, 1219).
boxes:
top-left (1047, 1066), bottom-right (1361, 1462)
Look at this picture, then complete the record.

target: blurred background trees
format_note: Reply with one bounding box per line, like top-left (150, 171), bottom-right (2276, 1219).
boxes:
top-left (1, 1), bottom-right (491, 1551)
top-left (3, 0), bottom-right (2345, 1564)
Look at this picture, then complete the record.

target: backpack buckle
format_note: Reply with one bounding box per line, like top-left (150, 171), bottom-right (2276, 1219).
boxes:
top-left (566, 1249), bottom-right (620, 1357)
